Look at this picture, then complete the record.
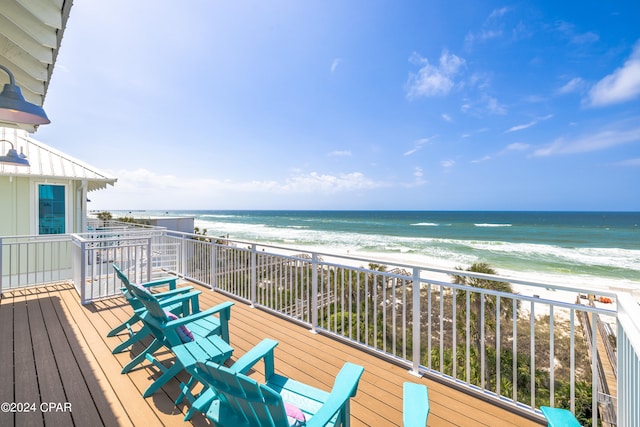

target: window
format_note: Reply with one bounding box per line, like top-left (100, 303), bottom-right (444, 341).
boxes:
top-left (38, 184), bottom-right (66, 234)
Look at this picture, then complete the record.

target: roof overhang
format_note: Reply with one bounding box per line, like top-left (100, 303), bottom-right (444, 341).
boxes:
top-left (0, 127), bottom-right (117, 191)
top-left (0, 0), bottom-right (73, 132)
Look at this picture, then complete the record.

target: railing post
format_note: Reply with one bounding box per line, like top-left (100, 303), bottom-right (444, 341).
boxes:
top-left (410, 267), bottom-right (422, 376)
top-left (80, 240), bottom-right (87, 304)
top-left (591, 312), bottom-right (598, 427)
top-left (210, 240), bottom-right (217, 290)
top-left (311, 253), bottom-right (318, 334)
top-left (250, 244), bottom-right (257, 307)
top-left (181, 234), bottom-right (187, 277)
top-left (146, 237), bottom-right (152, 282)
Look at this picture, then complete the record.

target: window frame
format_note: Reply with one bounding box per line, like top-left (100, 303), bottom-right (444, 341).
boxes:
top-left (34, 181), bottom-right (69, 235)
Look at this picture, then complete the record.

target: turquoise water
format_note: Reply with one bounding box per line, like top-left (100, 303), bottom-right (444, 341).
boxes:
top-left (120, 210), bottom-right (640, 285)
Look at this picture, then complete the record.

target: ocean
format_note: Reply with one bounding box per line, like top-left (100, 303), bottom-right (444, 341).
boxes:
top-left (118, 210), bottom-right (640, 290)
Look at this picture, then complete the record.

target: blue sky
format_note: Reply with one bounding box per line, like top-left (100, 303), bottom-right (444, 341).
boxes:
top-left (36, 0), bottom-right (640, 211)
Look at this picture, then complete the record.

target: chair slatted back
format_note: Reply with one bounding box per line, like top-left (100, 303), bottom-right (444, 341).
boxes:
top-left (114, 264), bottom-right (183, 346)
top-left (113, 264), bottom-right (140, 305)
top-left (196, 360), bottom-right (290, 427)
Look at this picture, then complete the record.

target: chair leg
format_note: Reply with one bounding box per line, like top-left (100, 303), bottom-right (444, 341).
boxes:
top-left (175, 376), bottom-right (198, 406)
top-left (142, 361), bottom-right (184, 398)
top-left (107, 313), bottom-right (138, 337)
top-left (111, 326), bottom-right (151, 354)
top-left (184, 387), bottom-right (216, 421)
top-left (121, 339), bottom-right (162, 374)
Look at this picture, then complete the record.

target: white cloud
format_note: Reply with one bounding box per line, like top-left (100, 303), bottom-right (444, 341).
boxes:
top-left (554, 21), bottom-right (600, 45)
top-left (570, 31), bottom-right (599, 45)
top-left (441, 113), bottom-right (453, 123)
top-left (505, 114), bottom-right (553, 133)
top-left (441, 159), bottom-right (455, 168)
top-left (465, 7), bottom-right (510, 46)
top-left (465, 29), bottom-right (503, 44)
top-left (587, 40), bottom-right (640, 106)
top-left (471, 155), bottom-right (492, 163)
top-left (468, 72), bottom-right (491, 91)
top-left (533, 125), bottom-right (640, 156)
top-left (460, 94), bottom-right (506, 116)
top-left (406, 50), bottom-right (465, 98)
top-left (402, 167), bottom-right (428, 187)
top-left (488, 7), bottom-right (510, 20)
top-left (506, 121), bottom-right (537, 133)
top-left (473, 142), bottom-right (531, 164)
top-left (106, 168), bottom-right (385, 199)
top-left (485, 95), bottom-right (507, 115)
top-left (404, 136), bottom-right (436, 156)
top-left (558, 77), bottom-right (585, 94)
top-left (461, 127), bottom-right (489, 138)
top-left (280, 172), bottom-right (384, 192)
top-left (330, 58), bottom-right (341, 73)
top-left (505, 142), bottom-right (530, 151)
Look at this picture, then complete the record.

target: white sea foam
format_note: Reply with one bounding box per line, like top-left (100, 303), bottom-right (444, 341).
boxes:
top-left (474, 223), bottom-right (512, 227)
top-left (195, 215), bottom-right (640, 291)
top-left (411, 222), bottom-right (440, 226)
top-left (467, 241), bottom-right (640, 271)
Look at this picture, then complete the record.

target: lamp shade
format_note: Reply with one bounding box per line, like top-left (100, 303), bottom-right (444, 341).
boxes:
top-left (0, 139), bottom-right (30, 166)
top-left (0, 65), bottom-right (50, 125)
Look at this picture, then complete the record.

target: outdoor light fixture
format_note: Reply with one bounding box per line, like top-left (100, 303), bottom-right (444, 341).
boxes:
top-left (0, 139), bottom-right (30, 166)
top-left (0, 64), bottom-right (50, 125)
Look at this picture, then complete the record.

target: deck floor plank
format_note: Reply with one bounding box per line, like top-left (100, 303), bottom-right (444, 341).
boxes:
top-left (54, 283), bottom-right (162, 426)
top-left (1, 282), bottom-right (545, 426)
top-left (13, 290), bottom-right (44, 427)
top-left (25, 289), bottom-right (74, 427)
top-left (44, 285), bottom-right (122, 427)
top-left (0, 296), bottom-right (15, 427)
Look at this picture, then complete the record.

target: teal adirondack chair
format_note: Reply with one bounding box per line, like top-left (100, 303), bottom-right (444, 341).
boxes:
top-left (172, 338), bottom-right (280, 421)
top-left (121, 272), bottom-right (234, 398)
top-left (192, 354), bottom-right (365, 427)
top-left (403, 382), bottom-right (429, 427)
top-left (109, 264), bottom-right (194, 354)
top-left (540, 406), bottom-right (581, 427)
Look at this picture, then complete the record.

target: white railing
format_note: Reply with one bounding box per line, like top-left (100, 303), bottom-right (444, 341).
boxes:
top-left (617, 296), bottom-right (640, 427)
top-left (2, 227), bottom-right (638, 426)
top-left (70, 228), bottom-right (167, 303)
top-left (155, 233), bottom-right (626, 427)
top-left (0, 235), bottom-right (73, 291)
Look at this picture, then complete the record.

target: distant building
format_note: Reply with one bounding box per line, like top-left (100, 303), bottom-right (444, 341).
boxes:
top-left (0, 127), bottom-right (116, 236)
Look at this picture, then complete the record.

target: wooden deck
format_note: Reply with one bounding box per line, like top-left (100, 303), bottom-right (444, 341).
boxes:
top-left (0, 282), bottom-right (545, 426)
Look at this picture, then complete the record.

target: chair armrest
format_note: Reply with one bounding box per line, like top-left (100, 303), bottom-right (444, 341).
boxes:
top-left (165, 301), bottom-right (234, 327)
top-left (154, 286), bottom-right (194, 300)
top-left (140, 276), bottom-right (178, 290)
top-left (306, 363), bottom-right (364, 427)
top-left (167, 300), bottom-right (233, 322)
top-left (122, 286), bottom-right (191, 299)
top-left (403, 382), bottom-right (429, 427)
top-left (131, 288), bottom-right (194, 314)
top-left (230, 338), bottom-right (278, 378)
top-left (155, 290), bottom-right (202, 308)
